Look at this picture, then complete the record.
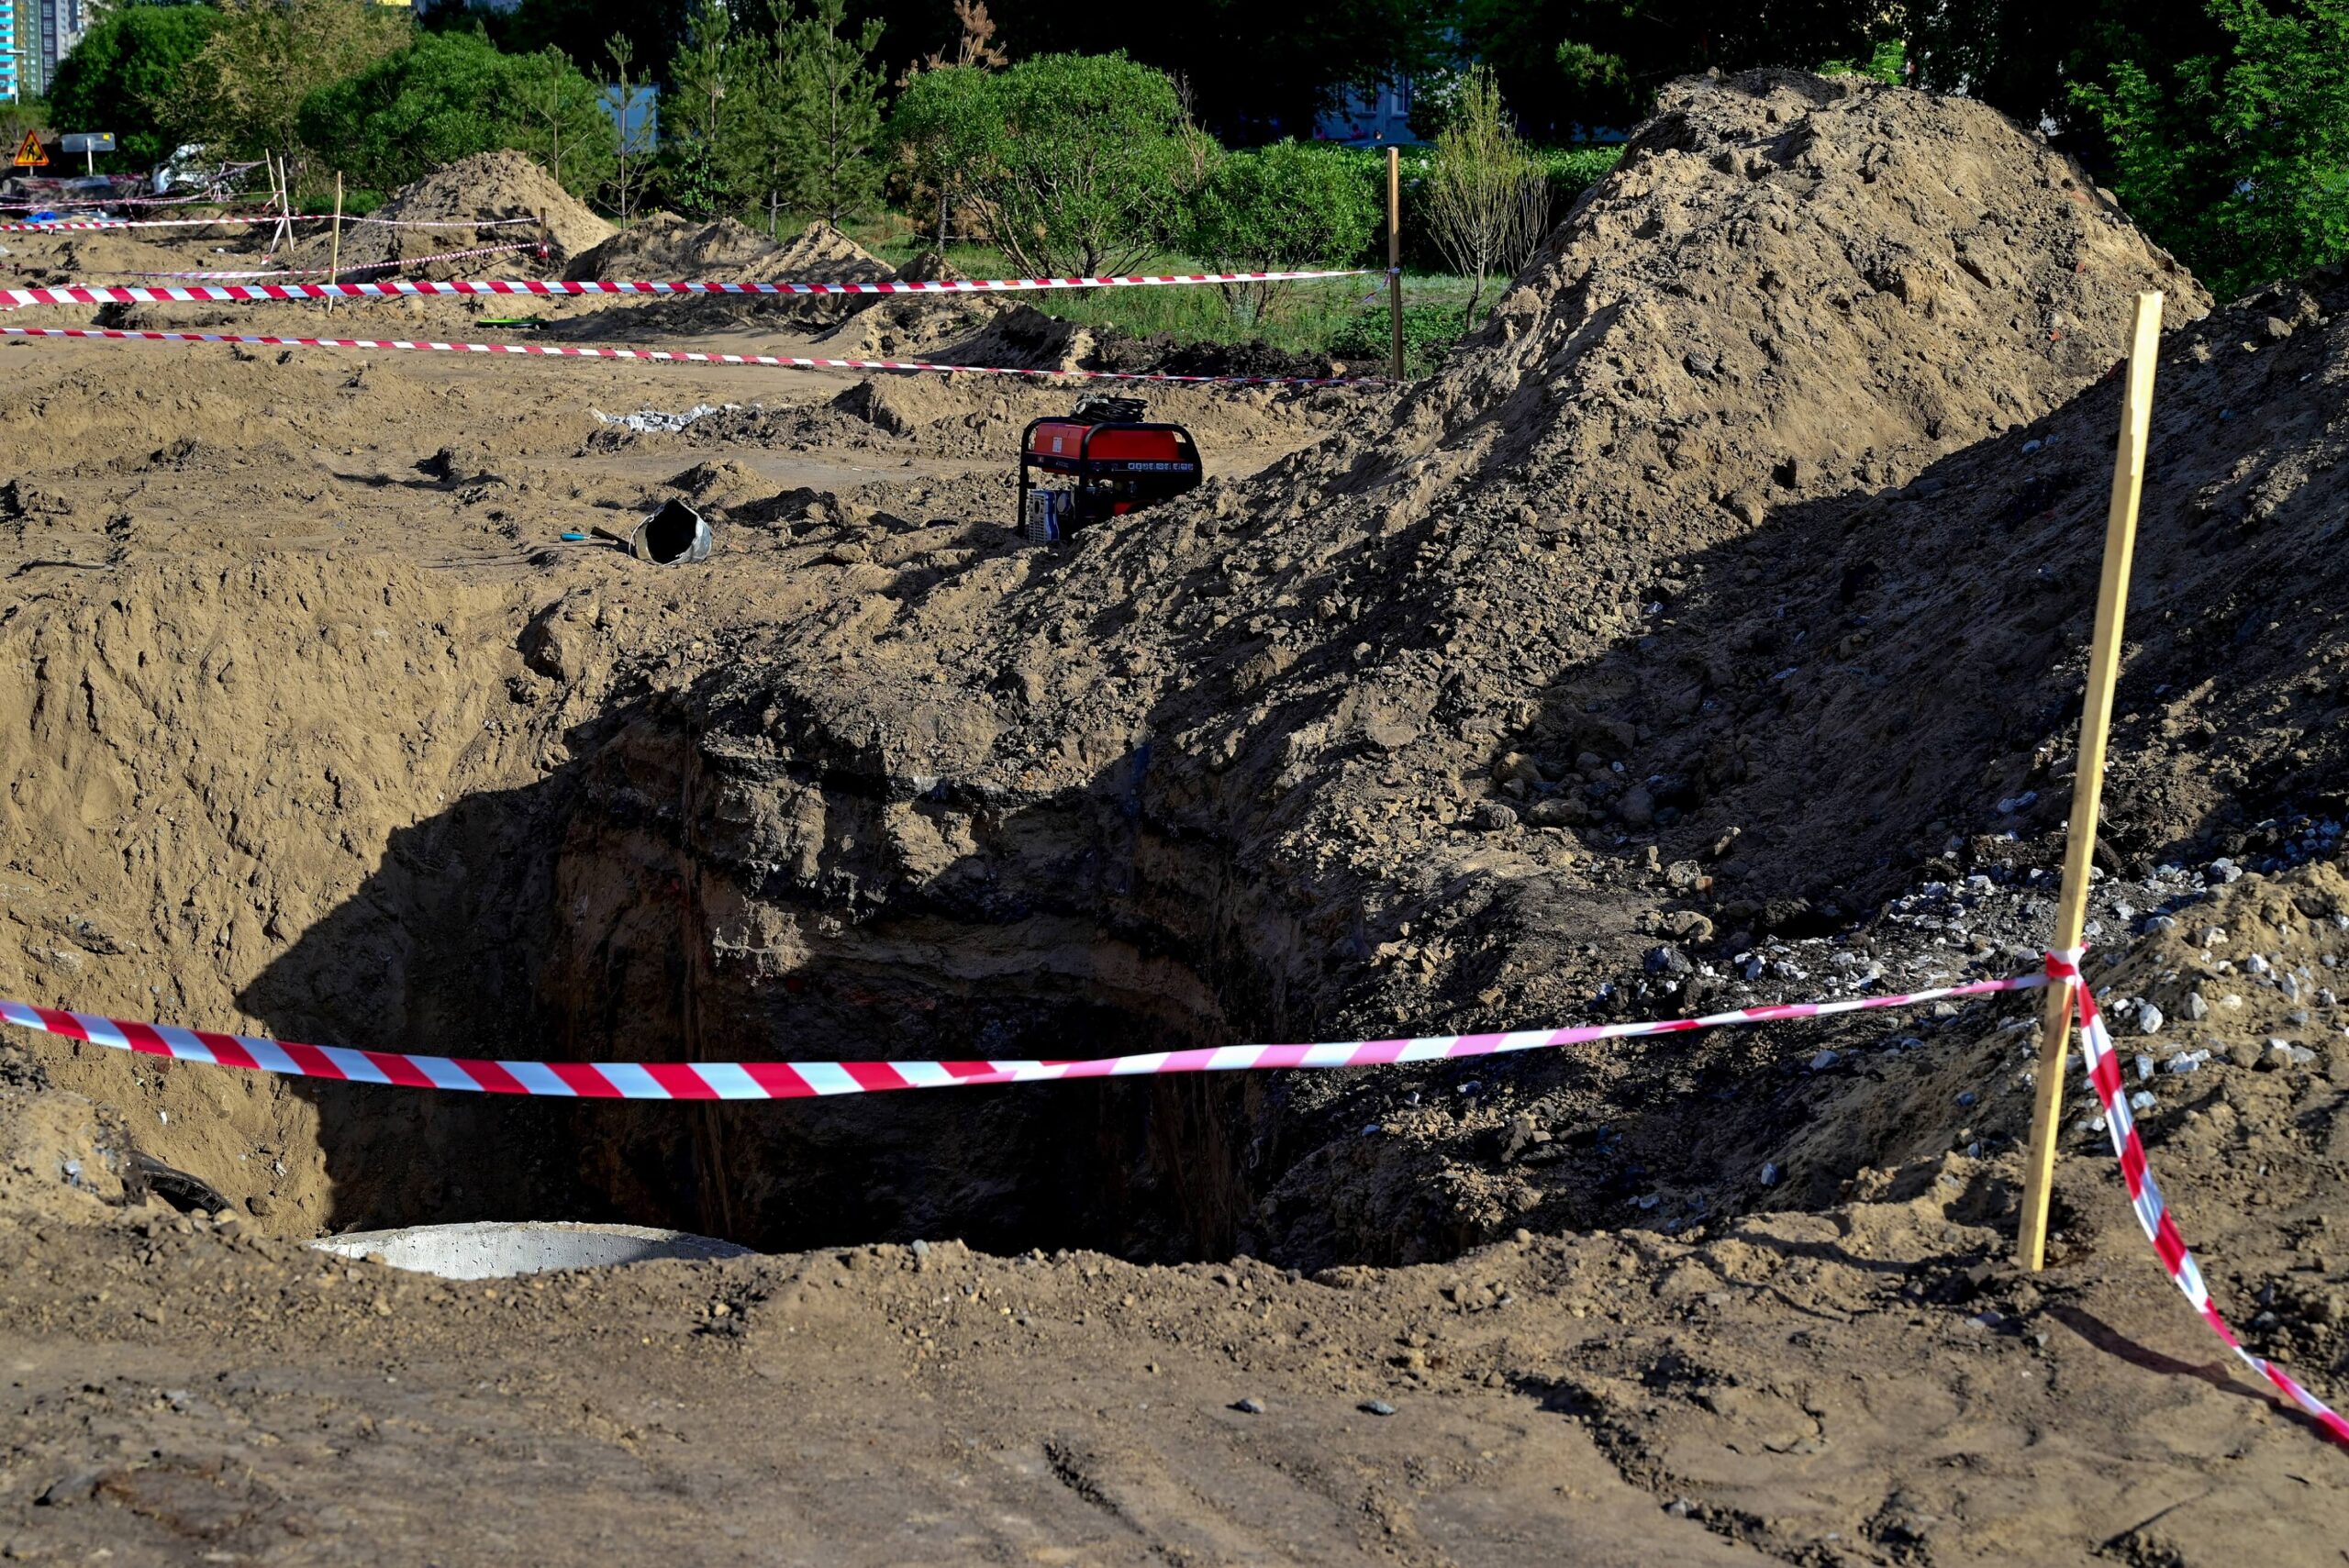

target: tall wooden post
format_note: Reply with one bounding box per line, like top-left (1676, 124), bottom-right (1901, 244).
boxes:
top-left (1386, 145), bottom-right (1404, 381)
top-left (326, 172), bottom-right (344, 314)
top-left (2017, 289), bottom-right (2165, 1271)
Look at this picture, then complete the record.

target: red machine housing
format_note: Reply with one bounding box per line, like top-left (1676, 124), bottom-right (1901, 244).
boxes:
top-left (1019, 406), bottom-right (1202, 543)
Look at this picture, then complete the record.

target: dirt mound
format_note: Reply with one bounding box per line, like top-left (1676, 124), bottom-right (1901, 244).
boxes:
top-left (811, 292), bottom-right (1011, 359)
top-left (1531, 265), bottom-right (2349, 930)
top-left (562, 216), bottom-right (895, 287)
top-left (335, 150), bottom-right (612, 275)
top-left (761, 220), bottom-right (895, 285)
top-left (922, 302), bottom-right (1094, 371)
top-left (549, 218), bottom-right (896, 336)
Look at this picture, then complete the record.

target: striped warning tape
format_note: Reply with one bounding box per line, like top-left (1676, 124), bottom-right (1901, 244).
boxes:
top-left (0, 326), bottom-right (1383, 387)
top-left (0, 973), bottom-right (2044, 1099)
top-left (0, 168), bottom-right (266, 209)
top-left (2050, 949), bottom-right (2349, 1447)
top-left (0, 267), bottom-right (1368, 306)
top-left (0, 215), bottom-right (537, 233)
top-left (8, 954), bottom-right (2340, 1446)
top-left (113, 241), bottom-right (548, 282)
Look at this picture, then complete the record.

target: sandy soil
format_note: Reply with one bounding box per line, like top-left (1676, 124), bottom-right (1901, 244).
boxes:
top-left (2, 72), bottom-right (2346, 1564)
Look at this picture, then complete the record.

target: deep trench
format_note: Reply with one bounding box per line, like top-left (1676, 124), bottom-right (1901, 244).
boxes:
top-left (239, 685), bottom-right (1315, 1264)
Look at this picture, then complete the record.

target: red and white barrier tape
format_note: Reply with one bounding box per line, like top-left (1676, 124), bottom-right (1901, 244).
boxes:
top-left (0, 168), bottom-right (265, 209)
top-left (0, 215), bottom-right (534, 234)
top-left (0, 267), bottom-right (1367, 306)
top-left (0, 216), bottom-right (280, 232)
top-left (7, 953), bottom-right (2341, 1444)
top-left (0, 974), bottom-right (2043, 1099)
top-left (0, 326), bottom-right (1382, 387)
top-left (2050, 950), bottom-right (2349, 1446)
top-left (115, 241), bottom-right (546, 282)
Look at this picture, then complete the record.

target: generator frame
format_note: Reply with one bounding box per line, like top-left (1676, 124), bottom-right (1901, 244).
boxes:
top-left (1018, 415), bottom-right (1203, 542)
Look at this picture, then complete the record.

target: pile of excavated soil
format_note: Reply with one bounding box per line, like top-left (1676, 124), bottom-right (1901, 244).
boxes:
top-left (553, 217), bottom-right (896, 337)
top-left (556, 67), bottom-right (2199, 1262)
top-left (562, 215), bottom-right (895, 287)
top-left (332, 150), bottom-right (612, 276)
top-left (810, 291), bottom-right (1012, 360)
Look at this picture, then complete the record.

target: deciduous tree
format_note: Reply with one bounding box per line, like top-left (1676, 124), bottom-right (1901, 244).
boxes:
top-left (955, 52), bottom-right (1203, 276)
top-left (171, 0), bottom-right (410, 164)
top-left (1186, 139), bottom-right (1379, 324)
top-left (2072, 0), bottom-right (2349, 298)
top-left (47, 4), bottom-right (224, 171)
top-left (1424, 68), bottom-right (1549, 331)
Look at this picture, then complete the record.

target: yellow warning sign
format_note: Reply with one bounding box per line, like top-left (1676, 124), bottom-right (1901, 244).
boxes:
top-left (12, 130), bottom-right (47, 169)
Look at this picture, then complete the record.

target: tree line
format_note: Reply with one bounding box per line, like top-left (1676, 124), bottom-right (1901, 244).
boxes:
top-left (35, 0), bottom-right (2349, 305)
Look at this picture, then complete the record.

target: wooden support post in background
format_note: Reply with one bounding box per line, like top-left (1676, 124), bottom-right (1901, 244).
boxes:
top-left (1386, 145), bottom-right (1403, 382)
top-left (326, 172), bottom-right (344, 315)
top-left (2016, 288), bottom-right (2166, 1271)
top-left (264, 154), bottom-right (291, 262)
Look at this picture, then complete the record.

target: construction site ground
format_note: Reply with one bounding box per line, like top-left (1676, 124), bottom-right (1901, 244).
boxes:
top-left (3, 73), bottom-right (2348, 1564)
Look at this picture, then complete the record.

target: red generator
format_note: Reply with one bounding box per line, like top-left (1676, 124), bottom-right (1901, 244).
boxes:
top-left (1019, 395), bottom-right (1203, 545)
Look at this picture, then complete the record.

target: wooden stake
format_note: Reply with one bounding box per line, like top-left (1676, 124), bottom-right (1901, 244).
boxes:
top-left (264, 153), bottom-right (291, 261)
top-left (1386, 145), bottom-right (1404, 382)
top-left (2017, 289), bottom-right (2165, 1271)
top-left (327, 172), bottom-right (343, 315)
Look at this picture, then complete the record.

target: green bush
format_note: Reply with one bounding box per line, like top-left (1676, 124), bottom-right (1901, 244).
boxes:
top-left (47, 4), bottom-right (223, 172)
top-left (1186, 139), bottom-right (1382, 322)
top-left (927, 52), bottom-right (1209, 276)
top-left (2073, 0), bottom-right (2349, 300)
top-left (1319, 141), bottom-right (1620, 270)
top-left (884, 61), bottom-right (997, 251)
top-left (1189, 139), bottom-right (1383, 267)
top-left (295, 29), bottom-right (605, 195)
top-left (1328, 298), bottom-right (1480, 377)
top-left (1536, 144), bottom-right (1623, 207)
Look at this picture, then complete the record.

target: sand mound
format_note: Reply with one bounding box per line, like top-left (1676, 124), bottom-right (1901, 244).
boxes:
top-left (1614, 264), bottom-right (2349, 912)
top-left (550, 217), bottom-right (896, 336)
top-left (920, 302), bottom-right (1093, 371)
top-left (562, 215), bottom-right (894, 287)
top-left (810, 293), bottom-right (1009, 359)
top-left (335, 150), bottom-right (612, 276)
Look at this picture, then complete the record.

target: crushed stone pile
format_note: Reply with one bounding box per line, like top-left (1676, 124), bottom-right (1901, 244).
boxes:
top-left (333, 150), bottom-right (612, 276)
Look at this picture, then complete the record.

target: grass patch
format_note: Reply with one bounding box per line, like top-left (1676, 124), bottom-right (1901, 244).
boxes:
top-left (852, 234), bottom-right (1490, 376)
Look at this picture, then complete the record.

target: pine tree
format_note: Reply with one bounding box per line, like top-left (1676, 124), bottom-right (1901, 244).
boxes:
top-left (781, 0), bottom-right (884, 228)
top-left (665, 0), bottom-right (740, 217)
top-left (724, 2), bottom-right (805, 237)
